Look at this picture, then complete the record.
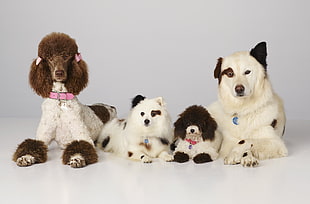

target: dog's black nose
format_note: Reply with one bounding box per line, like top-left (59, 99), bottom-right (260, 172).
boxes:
top-left (144, 119), bottom-right (150, 125)
top-left (235, 85), bottom-right (245, 96)
top-left (190, 129), bottom-right (195, 133)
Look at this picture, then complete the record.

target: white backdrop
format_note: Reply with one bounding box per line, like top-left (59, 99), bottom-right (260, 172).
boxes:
top-left (1, 0), bottom-right (309, 120)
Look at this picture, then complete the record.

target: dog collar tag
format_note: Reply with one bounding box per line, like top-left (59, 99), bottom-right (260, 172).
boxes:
top-left (144, 138), bottom-right (149, 144)
top-left (232, 116), bottom-right (239, 125)
top-left (60, 102), bottom-right (68, 110)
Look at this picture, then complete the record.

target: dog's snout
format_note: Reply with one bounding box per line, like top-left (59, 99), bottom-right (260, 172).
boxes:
top-left (235, 85), bottom-right (245, 96)
top-left (190, 129), bottom-right (195, 133)
top-left (55, 70), bottom-right (64, 77)
top-left (144, 119), bottom-right (150, 125)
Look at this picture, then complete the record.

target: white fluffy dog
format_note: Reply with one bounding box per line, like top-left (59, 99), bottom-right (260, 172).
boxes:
top-left (97, 95), bottom-right (174, 163)
top-left (208, 42), bottom-right (288, 167)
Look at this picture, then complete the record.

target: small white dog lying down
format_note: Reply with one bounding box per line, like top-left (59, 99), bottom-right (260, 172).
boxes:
top-left (208, 42), bottom-right (288, 167)
top-left (97, 95), bottom-right (174, 163)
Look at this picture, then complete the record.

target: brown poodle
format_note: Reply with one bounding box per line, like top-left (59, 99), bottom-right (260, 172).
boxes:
top-left (13, 32), bottom-right (116, 168)
top-left (173, 105), bottom-right (222, 163)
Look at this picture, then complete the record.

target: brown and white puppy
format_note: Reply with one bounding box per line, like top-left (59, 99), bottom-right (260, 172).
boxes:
top-left (173, 105), bottom-right (222, 164)
top-left (208, 42), bottom-right (288, 167)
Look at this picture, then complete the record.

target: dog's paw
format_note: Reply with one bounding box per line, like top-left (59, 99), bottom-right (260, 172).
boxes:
top-left (174, 152), bottom-right (190, 163)
top-left (224, 151), bottom-right (241, 165)
top-left (240, 152), bottom-right (259, 167)
top-left (69, 154), bottom-right (86, 168)
top-left (16, 154), bottom-right (35, 167)
top-left (193, 153), bottom-right (212, 164)
top-left (163, 154), bottom-right (174, 162)
top-left (159, 151), bottom-right (174, 162)
top-left (141, 155), bottom-right (152, 163)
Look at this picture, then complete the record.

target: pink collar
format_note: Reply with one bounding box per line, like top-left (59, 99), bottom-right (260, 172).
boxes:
top-left (185, 139), bottom-right (198, 145)
top-left (49, 92), bottom-right (75, 100)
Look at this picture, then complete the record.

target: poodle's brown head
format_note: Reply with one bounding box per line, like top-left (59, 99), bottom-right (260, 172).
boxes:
top-left (174, 105), bottom-right (217, 141)
top-left (29, 32), bottom-right (88, 98)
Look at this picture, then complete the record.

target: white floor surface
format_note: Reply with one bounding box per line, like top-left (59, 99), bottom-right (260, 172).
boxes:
top-left (1, 118), bottom-right (309, 204)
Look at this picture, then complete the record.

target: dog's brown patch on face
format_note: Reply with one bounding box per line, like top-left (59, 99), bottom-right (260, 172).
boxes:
top-left (271, 119), bottom-right (277, 128)
top-left (222, 67), bottom-right (234, 78)
top-left (151, 110), bottom-right (161, 117)
top-left (214, 58), bottom-right (234, 84)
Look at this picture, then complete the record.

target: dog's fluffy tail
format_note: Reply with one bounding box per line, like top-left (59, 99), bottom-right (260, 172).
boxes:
top-left (96, 118), bottom-right (127, 157)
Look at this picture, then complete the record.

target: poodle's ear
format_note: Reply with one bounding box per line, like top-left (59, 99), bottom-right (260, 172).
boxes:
top-left (131, 95), bottom-right (146, 108)
top-left (65, 59), bottom-right (88, 95)
top-left (201, 115), bottom-right (217, 141)
top-left (174, 118), bottom-right (186, 140)
top-left (29, 59), bottom-right (53, 98)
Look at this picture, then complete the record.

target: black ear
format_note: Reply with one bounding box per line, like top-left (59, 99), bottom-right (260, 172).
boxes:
top-left (250, 42), bottom-right (267, 69)
top-left (131, 95), bottom-right (146, 108)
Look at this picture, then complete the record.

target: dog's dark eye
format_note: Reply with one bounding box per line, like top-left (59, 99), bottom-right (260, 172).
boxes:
top-left (227, 72), bottom-right (234, 77)
top-left (226, 71), bottom-right (234, 77)
top-left (63, 55), bottom-right (70, 60)
top-left (223, 68), bottom-right (234, 78)
top-left (245, 70), bottom-right (251, 75)
top-left (140, 112), bottom-right (145, 116)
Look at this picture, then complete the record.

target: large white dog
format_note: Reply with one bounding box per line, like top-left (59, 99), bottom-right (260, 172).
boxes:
top-left (208, 42), bottom-right (288, 167)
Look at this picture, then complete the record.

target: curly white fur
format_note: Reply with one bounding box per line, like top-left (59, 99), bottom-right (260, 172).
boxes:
top-left (36, 82), bottom-right (115, 148)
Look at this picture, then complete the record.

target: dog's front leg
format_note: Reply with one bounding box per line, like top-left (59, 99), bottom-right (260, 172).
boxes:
top-left (249, 138), bottom-right (288, 160)
top-left (62, 140), bottom-right (98, 168)
top-left (13, 105), bottom-right (57, 167)
top-left (13, 139), bottom-right (48, 167)
top-left (36, 105), bottom-right (58, 144)
top-left (223, 139), bottom-right (259, 167)
top-left (127, 149), bottom-right (152, 163)
top-left (63, 105), bottom-right (93, 144)
top-left (158, 151), bottom-right (174, 162)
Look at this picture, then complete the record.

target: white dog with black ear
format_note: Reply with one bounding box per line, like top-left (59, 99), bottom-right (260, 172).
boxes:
top-left (97, 95), bottom-right (174, 163)
top-left (208, 42), bottom-right (288, 167)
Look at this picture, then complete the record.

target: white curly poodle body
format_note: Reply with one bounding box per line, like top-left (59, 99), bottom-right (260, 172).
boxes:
top-left (36, 82), bottom-right (113, 148)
